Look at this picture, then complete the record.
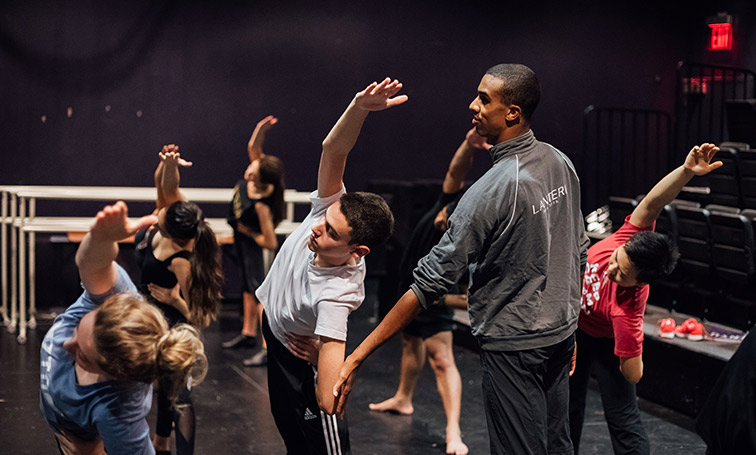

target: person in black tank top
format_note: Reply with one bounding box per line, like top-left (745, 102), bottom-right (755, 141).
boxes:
top-left (137, 145), bottom-right (223, 455)
top-left (135, 228), bottom-right (192, 326)
top-left (221, 116), bottom-right (286, 368)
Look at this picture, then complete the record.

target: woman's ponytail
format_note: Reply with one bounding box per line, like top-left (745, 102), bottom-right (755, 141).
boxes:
top-left (189, 219), bottom-right (223, 326)
top-left (164, 200), bottom-right (223, 327)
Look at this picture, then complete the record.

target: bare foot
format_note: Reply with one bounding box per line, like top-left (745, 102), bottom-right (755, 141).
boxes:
top-left (152, 434), bottom-right (170, 452)
top-left (368, 396), bottom-right (414, 415)
top-left (446, 429), bottom-right (468, 455)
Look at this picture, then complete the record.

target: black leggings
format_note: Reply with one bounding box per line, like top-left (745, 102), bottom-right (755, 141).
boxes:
top-left (569, 329), bottom-right (649, 455)
top-left (156, 378), bottom-right (195, 455)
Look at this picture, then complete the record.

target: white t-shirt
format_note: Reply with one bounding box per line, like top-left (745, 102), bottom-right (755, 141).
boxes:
top-left (256, 187), bottom-right (365, 348)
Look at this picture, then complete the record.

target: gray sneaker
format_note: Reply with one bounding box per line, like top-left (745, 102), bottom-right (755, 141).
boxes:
top-left (243, 349), bottom-right (268, 367)
top-left (222, 334), bottom-right (258, 350)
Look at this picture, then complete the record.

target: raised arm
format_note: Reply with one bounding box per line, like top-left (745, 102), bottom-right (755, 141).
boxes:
top-left (318, 78), bottom-right (408, 198)
top-left (247, 115), bottom-right (278, 163)
top-left (159, 145), bottom-right (192, 209)
top-left (442, 128), bottom-right (490, 194)
top-left (75, 202), bottom-right (157, 295)
top-left (630, 143), bottom-right (721, 227)
top-left (154, 159), bottom-right (167, 212)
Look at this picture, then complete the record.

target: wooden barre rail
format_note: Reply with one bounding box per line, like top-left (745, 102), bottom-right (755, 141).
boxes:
top-left (1, 185), bottom-right (312, 344)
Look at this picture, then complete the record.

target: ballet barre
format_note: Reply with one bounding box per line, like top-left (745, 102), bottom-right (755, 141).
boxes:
top-left (1, 185), bottom-right (312, 344)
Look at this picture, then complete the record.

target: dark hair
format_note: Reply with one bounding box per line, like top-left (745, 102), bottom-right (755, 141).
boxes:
top-left (258, 155), bottom-right (286, 226)
top-left (164, 201), bottom-right (201, 241)
top-left (339, 192), bottom-right (394, 249)
top-left (485, 63), bottom-right (541, 122)
top-left (163, 201), bottom-right (223, 326)
top-left (624, 231), bottom-right (679, 284)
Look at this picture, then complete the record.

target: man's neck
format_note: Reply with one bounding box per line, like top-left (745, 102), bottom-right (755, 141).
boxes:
top-left (493, 125), bottom-right (530, 145)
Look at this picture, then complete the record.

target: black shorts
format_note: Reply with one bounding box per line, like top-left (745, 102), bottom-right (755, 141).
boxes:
top-left (234, 231), bottom-right (265, 294)
top-left (404, 303), bottom-right (455, 339)
top-left (262, 314), bottom-right (350, 455)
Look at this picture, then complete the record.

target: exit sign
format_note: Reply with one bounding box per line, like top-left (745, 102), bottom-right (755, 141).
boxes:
top-left (709, 23), bottom-right (732, 50)
top-left (707, 12), bottom-right (734, 51)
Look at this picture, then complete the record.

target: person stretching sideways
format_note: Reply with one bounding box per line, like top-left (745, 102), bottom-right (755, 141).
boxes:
top-left (569, 143), bottom-right (721, 455)
top-left (135, 146), bottom-right (223, 455)
top-left (254, 78), bottom-right (404, 454)
top-left (40, 201), bottom-right (207, 455)
top-left (334, 64), bottom-right (588, 455)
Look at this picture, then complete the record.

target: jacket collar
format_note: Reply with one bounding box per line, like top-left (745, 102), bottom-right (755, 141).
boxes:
top-left (489, 129), bottom-right (536, 165)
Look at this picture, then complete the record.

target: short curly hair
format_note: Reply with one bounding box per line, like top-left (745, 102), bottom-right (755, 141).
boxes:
top-left (338, 192), bottom-right (394, 248)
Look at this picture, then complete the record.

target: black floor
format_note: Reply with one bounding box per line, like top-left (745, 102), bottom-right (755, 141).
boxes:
top-left (1, 295), bottom-right (708, 454)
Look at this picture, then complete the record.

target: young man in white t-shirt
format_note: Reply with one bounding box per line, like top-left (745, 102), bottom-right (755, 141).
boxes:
top-left (255, 78), bottom-right (406, 454)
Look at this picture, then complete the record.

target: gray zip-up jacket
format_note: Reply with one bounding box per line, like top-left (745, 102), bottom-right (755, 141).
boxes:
top-left (410, 130), bottom-right (588, 351)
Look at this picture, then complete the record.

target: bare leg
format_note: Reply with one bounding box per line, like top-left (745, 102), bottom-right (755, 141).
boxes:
top-left (223, 292), bottom-right (260, 349)
top-left (152, 434), bottom-right (170, 453)
top-left (425, 331), bottom-right (467, 455)
top-left (54, 429), bottom-right (106, 455)
top-left (257, 300), bottom-right (266, 349)
top-left (243, 301), bottom-right (268, 366)
top-left (368, 333), bottom-right (425, 415)
top-left (241, 291), bottom-right (258, 337)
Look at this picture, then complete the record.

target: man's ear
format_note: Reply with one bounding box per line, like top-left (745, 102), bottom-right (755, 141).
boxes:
top-left (350, 245), bottom-right (370, 259)
top-left (506, 104), bottom-right (522, 122)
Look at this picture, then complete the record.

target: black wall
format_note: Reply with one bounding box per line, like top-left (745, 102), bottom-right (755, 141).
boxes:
top-left (0, 1), bottom-right (754, 198)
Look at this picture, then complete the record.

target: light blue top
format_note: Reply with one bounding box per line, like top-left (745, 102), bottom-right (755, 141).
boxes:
top-left (39, 264), bottom-right (154, 455)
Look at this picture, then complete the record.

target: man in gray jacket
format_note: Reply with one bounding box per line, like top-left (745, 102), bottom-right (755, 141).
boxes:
top-left (335, 64), bottom-right (588, 455)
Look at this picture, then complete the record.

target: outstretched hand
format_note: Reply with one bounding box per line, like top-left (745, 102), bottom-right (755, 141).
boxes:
top-left (465, 127), bottom-right (491, 150)
top-left (159, 144), bottom-right (193, 167)
top-left (255, 115), bottom-right (278, 133)
top-left (90, 201), bottom-right (157, 243)
top-left (683, 143), bottom-right (722, 176)
top-left (354, 78), bottom-right (408, 112)
top-left (332, 357), bottom-right (360, 417)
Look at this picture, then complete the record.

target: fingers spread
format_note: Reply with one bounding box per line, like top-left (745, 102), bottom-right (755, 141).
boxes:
top-left (370, 77), bottom-right (391, 95)
top-left (361, 81), bottom-right (378, 96)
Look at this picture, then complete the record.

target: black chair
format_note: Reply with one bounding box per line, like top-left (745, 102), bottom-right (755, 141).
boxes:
top-left (739, 151), bottom-right (756, 209)
top-left (646, 203), bottom-right (682, 311)
top-left (708, 147), bottom-right (742, 207)
top-left (741, 208), bottom-right (756, 219)
top-left (672, 206), bottom-right (714, 318)
top-left (669, 199), bottom-right (701, 208)
top-left (704, 204), bottom-right (740, 214)
top-left (710, 212), bottom-right (754, 281)
top-left (655, 204), bottom-right (678, 245)
top-left (675, 207), bottom-right (712, 278)
top-left (707, 212), bottom-right (755, 330)
top-left (608, 196), bottom-right (637, 231)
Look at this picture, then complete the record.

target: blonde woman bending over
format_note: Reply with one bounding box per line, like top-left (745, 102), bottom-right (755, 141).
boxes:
top-left (40, 201), bottom-right (208, 455)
